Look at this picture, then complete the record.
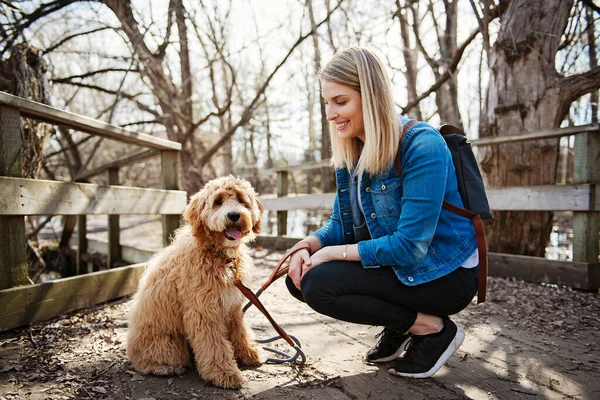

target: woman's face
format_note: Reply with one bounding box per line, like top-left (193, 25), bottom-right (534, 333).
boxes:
top-left (321, 80), bottom-right (365, 142)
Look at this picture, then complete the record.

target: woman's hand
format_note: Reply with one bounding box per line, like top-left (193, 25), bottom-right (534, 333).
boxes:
top-left (304, 247), bottom-right (336, 276)
top-left (288, 249), bottom-right (311, 289)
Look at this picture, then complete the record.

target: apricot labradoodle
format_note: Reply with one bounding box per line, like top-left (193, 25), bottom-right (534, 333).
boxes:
top-left (127, 175), bottom-right (265, 389)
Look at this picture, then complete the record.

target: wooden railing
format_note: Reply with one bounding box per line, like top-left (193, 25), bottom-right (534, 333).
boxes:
top-left (253, 124), bottom-right (600, 291)
top-left (0, 92), bottom-right (186, 330)
top-left (1, 91), bottom-right (597, 330)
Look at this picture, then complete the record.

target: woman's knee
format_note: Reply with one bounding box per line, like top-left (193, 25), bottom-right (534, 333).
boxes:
top-left (299, 266), bottom-right (335, 310)
top-left (285, 275), bottom-right (305, 302)
top-left (285, 268), bottom-right (332, 308)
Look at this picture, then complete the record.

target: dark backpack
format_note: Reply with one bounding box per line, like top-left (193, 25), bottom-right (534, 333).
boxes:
top-left (395, 120), bottom-right (492, 303)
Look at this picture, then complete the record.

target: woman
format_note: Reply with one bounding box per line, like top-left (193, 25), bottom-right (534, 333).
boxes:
top-left (285, 47), bottom-right (479, 379)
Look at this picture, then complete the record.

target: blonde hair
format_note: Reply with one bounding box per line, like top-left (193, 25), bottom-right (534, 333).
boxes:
top-left (319, 47), bottom-right (400, 175)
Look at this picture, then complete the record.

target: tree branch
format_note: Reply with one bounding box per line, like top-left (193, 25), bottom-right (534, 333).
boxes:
top-left (558, 65), bottom-right (600, 122)
top-left (121, 119), bottom-right (162, 127)
top-left (409, 2), bottom-right (438, 69)
top-left (1, 0), bottom-right (80, 58)
top-left (52, 80), bottom-right (161, 117)
top-left (52, 67), bottom-right (139, 83)
top-left (44, 26), bottom-right (115, 54)
top-left (45, 134), bottom-right (95, 159)
top-left (155, 0), bottom-right (175, 60)
top-left (402, 28), bottom-right (478, 112)
top-left (581, 0), bottom-right (600, 14)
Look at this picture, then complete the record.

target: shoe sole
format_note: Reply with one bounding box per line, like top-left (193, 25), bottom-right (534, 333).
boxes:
top-left (366, 337), bottom-right (411, 363)
top-left (387, 323), bottom-right (465, 378)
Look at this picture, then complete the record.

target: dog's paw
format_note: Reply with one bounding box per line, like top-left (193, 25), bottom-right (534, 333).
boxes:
top-left (237, 345), bottom-right (265, 366)
top-left (152, 364), bottom-right (186, 376)
top-left (204, 368), bottom-right (244, 389)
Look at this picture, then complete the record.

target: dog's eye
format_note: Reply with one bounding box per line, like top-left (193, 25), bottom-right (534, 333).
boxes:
top-left (215, 199), bottom-right (223, 206)
top-left (238, 199), bottom-right (247, 206)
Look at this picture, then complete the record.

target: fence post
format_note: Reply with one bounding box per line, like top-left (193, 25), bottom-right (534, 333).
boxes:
top-left (0, 107), bottom-right (28, 289)
top-left (76, 215), bottom-right (88, 274)
top-left (161, 150), bottom-right (179, 246)
top-left (572, 130), bottom-right (600, 262)
top-left (107, 167), bottom-right (121, 267)
top-left (276, 170), bottom-right (289, 236)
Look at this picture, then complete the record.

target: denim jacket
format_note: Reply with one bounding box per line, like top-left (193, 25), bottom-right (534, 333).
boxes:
top-left (311, 118), bottom-right (477, 286)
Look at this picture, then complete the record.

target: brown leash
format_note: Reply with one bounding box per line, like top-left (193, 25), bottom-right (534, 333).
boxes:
top-left (232, 242), bottom-right (312, 363)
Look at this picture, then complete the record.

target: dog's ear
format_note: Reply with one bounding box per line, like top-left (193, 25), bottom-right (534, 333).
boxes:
top-left (183, 190), bottom-right (207, 235)
top-left (252, 197), bottom-right (265, 234)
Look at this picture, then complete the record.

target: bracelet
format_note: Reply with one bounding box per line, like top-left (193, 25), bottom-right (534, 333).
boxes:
top-left (343, 244), bottom-right (348, 261)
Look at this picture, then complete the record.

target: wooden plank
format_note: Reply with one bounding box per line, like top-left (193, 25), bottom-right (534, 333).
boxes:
top-left (573, 213), bottom-right (600, 262)
top-left (470, 124), bottom-right (599, 146)
top-left (0, 106), bottom-right (28, 290)
top-left (487, 184), bottom-right (597, 211)
top-left (253, 235), bottom-right (299, 251)
top-left (259, 185), bottom-right (596, 212)
top-left (260, 193), bottom-right (336, 211)
top-left (77, 149), bottom-right (157, 181)
top-left (239, 160), bottom-right (331, 178)
top-left (161, 150), bottom-right (180, 246)
top-left (108, 167), bottom-right (121, 268)
top-left (0, 263), bottom-right (146, 331)
top-left (0, 176), bottom-right (187, 215)
top-left (0, 91), bottom-right (181, 151)
top-left (488, 252), bottom-right (600, 290)
top-left (70, 238), bottom-right (156, 264)
top-left (572, 131), bottom-right (600, 262)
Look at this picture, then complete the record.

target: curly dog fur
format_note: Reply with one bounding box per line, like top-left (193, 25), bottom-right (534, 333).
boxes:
top-left (127, 176), bottom-right (265, 389)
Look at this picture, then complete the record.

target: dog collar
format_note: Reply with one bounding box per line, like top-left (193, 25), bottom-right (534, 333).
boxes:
top-left (225, 257), bottom-right (242, 280)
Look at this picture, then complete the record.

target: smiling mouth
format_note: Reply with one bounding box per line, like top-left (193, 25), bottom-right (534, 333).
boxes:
top-left (223, 228), bottom-right (243, 241)
top-left (336, 121), bottom-right (349, 130)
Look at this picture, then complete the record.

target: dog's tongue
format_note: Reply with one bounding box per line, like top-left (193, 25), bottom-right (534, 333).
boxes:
top-left (225, 229), bottom-right (242, 240)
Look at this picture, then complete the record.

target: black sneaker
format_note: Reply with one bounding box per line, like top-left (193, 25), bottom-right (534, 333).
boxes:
top-left (365, 328), bottom-right (411, 363)
top-left (388, 317), bottom-right (464, 378)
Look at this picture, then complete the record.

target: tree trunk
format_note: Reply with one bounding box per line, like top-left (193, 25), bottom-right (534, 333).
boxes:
top-left (480, 0), bottom-right (574, 256)
top-left (0, 44), bottom-right (52, 179)
top-left (307, 0), bottom-right (333, 192)
top-left (0, 44), bottom-right (52, 287)
top-left (435, 0), bottom-right (461, 127)
top-left (395, 0), bottom-right (422, 120)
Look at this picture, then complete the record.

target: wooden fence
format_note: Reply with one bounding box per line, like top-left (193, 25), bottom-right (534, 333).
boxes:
top-left (0, 91), bottom-right (598, 331)
top-left (0, 91), bottom-right (186, 330)
top-left (255, 124), bottom-right (600, 291)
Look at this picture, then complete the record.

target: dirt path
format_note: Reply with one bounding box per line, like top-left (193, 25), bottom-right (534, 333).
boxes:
top-left (1, 247), bottom-right (599, 400)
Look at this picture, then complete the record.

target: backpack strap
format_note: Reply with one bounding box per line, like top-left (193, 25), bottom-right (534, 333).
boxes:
top-left (394, 120), bottom-right (488, 303)
top-left (395, 120), bottom-right (419, 176)
top-left (439, 124), bottom-right (466, 136)
top-left (442, 201), bottom-right (488, 304)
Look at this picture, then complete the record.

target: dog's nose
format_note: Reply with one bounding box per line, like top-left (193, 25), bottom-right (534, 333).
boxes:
top-left (227, 212), bottom-right (240, 222)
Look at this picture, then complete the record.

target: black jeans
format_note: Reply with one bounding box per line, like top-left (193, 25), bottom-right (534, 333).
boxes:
top-left (286, 261), bottom-right (478, 333)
